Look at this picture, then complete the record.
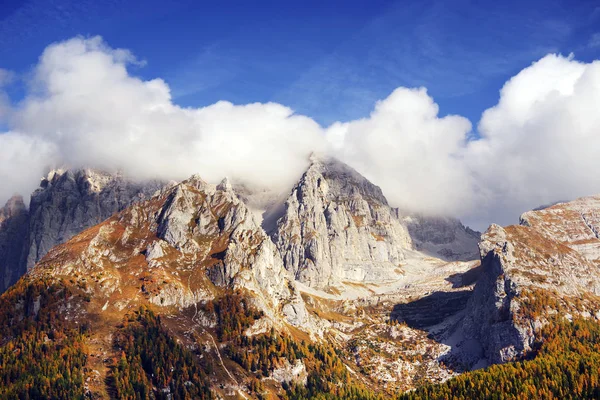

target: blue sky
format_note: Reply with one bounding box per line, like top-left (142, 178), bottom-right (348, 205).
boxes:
top-left (1, 0), bottom-right (599, 127)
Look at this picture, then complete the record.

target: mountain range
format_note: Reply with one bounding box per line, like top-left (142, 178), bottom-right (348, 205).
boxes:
top-left (1, 156), bottom-right (599, 399)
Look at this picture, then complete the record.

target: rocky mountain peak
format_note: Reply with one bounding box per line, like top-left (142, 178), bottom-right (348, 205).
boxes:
top-left (25, 168), bottom-right (164, 271)
top-left (273, 156), bottom-right (413, 289)
top-left (0, 168), bottom-right (165, 295)
top-left (33, 174), bottom-right (310, 328)
top-left (519, 195), bottom-right (600, 263)
top-left (305, 157), bottom-right (389, 206)
top-left (216, 176), bottom-right (233, 192)
top-left (454, 197), bottom-right (600, 368)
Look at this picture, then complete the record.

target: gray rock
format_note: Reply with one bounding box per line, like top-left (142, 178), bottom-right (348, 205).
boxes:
top-left (26, 169), bottom-right (163, 270)
top-left (457, 204), bottom-right (600, 367)
top-left (460, 224), bottom-right (534, 366)
top-left (403, 214), bottom-right (480, 261)
top-left (153, 177), bottom-right (311, 327)
top-left (272, 157), bottom-right (413, 289)
top-left (0, 168), bottom-right (164, 293)
top-left (0, 196), bottom-right (29, 292)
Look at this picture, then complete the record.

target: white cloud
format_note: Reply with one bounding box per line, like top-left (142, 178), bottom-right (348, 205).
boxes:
top-left (2, 37), bottom-right (600, 231)
top-left (0, 132), bottom-right (57, 201)
top-left (328, 54), bottom-right (600, 228)
top-left (326, 87), bottom-right (474, 216)
top-left (2, 36), bottom-right (326, 205)
top-left (465, 54), bottom-right (600, 225)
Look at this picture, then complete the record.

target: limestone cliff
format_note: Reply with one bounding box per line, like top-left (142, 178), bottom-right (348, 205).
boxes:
top-left (25, 168), bottom-right (164, 269)
top-left (457, 197), bottom-right (600, 367)
top-left (0, 169), bottom-right (163, 293)
top-left (272, 157), bottom-right (413, 289)
top-left (33, 175), bottom-right (309, 328)
top-left (0, 196), bottom-right (29, 291)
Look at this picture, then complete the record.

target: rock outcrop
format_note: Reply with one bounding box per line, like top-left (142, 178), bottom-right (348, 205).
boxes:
top-left (272, 157), bottom-right (413, 289)
top-left (271, 157), bottom-right (480, 289)
top-left (0, 168), bottom-right (164, 294)
top-left (0, 196), bottom-right (29, 291)
top-left (403, 214), bottom-right (480, 261)
top-left (520, 195), bottom-right (600, 264)
top-left (34, 175), bottom-right (310, 328)
top-left (25, 169), bottom-right (164, 270)
top-left (457, 196), bottom-right (600, 367)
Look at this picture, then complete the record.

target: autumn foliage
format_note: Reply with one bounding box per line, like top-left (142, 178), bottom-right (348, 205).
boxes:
top-left (109, 307), bottom-right (213, 400)
top-left (0, 278), bottom-right (88, 399)
top-left (400, 318), bottom-right (600, 400)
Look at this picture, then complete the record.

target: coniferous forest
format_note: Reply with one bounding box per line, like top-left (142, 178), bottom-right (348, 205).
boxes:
top-left (2, 283), bottom-right (600, 399)
top-left (109, 307), bottom-right (213, 400)
top-left (0, 278), bottom-right (88, 399)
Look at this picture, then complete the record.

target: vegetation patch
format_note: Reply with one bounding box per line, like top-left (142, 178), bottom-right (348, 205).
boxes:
top-left (0, 278), bottom-right (88, 399)
top-left (109, 306), bottom-right (213, 400)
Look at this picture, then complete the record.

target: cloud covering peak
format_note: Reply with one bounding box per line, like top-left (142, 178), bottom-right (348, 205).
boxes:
top-left (1, 36), bottom-right (600, 229)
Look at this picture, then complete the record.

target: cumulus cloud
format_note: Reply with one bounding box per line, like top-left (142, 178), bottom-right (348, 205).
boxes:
top-left (2, 36), bottom-right (326, 204)
top-left (1, 36), bottom-right (600, 230)
top-left (326, 87), bottom-right (474, 216)
top-left (0, 132), bottom-right (57, 201)
top-left (329, 53), bottom-right (600, 228)
top-left (466, 54), bottom-right (600, 225)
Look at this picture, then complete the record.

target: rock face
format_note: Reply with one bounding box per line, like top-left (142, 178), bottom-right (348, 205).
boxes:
top-left (0, 169), bottom-right (164, 294)
top-left (520, 196), bottom-right (600, 264)
top-left (272, 157), bottom-right (413, 289)
top-left (35, 175), bottom-right (309, 327)
top-left (458, 196), bottom-right (600, 367)
top-left (403, 214), bottom-right (480, 261)
top-left (25, 169), bottom-right (164, 271)
top-left (271, 157), bottom-right (481, 289)
top-left (0, 196), bottom-right (29, 292)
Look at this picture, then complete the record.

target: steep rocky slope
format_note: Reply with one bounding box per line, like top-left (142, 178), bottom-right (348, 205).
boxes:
top-left (272, 157), bottom-right (480, 290)
top-left (1, 159), bottom-right (481, 298)
top-left (273, 157), bottom-right (411, 289)
top-left (452, 196), bottom-right (600, 368)
top-left (520, 196), bottom-right (600, 263)
top-left (25, 168), bottom-right (164, 270)
top-left (0, 161), bottom-right (490, 397)
top-left (0, 196), bottom-right (29, 291)
top-left (3, 174), bottom-right (314, 398)
top-left (0, 168), bottom-right (164, 294)
top-left (32, 174), bottom-right (308, 325)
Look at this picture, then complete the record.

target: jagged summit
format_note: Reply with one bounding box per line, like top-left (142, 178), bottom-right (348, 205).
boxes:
top-left (5, 163), bottom-right (599, 396)
top-left (307, 156), bottom-right (390, 206)
top-left (0, 195), bottom-right (27, 216)
top-left (272, 156), bottom-right (413, 289)
top-left (26, 168), bottom-right (165, 270)
top-left (519, 194), bottom-right (600, 263)
top-left (270, 156), bottom-right (481, 290)
top-left (449, 195), bottom-right (600, 368)
top-left (0, 168), bottom-right (164, 294)
top-left (31, 173), bottom-right (309, 326)
top-left (0, 160), bottom-right (482, 298)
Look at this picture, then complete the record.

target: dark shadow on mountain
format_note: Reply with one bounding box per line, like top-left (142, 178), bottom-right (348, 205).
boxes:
top-left (390, 290), bottom-right (472, 330)
top-left (445, 264), bottom-right (483, 288)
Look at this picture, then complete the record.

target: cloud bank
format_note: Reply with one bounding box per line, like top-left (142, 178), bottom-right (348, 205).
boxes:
top-left (1, 36), bottom-right (600, 229)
